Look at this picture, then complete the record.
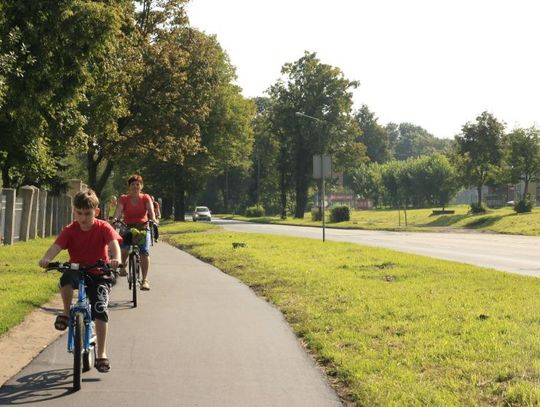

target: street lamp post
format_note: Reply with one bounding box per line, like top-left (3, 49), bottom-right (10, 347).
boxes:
top-left (295, 111), bottom-right (327, 242)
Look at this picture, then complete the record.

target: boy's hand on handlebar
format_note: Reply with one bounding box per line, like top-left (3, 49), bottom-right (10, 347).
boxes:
top-left (39, 258), bottom-right (51, 268)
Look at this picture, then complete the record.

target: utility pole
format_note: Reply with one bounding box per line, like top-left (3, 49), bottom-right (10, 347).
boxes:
top-left (295, 111), bottom-right (329, 242)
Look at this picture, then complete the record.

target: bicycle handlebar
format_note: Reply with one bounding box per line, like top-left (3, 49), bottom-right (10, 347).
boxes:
top-left (111, 218), bottom-right (158, 227)
top-left (46, 260), bottom-right (118, 275)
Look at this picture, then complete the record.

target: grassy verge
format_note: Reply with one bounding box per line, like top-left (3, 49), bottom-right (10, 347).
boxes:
top-left (163, 222), bottom-right (540, 405)
top-left (217, 205), bottom-right (540, 236)
top-left (0, 238), bottom-right (66, 336)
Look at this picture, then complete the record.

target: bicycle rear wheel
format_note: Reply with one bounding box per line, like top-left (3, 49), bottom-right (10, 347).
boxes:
top-left (130, 255), bottom-right (138, 308)
top-left (73, 313), bottom-right (83, 391)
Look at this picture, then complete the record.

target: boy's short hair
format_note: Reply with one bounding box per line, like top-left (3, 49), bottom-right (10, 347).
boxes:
top-left (73, 189), bottom-right (100, 209)
top-left (127, 174), bottom-right (144, 185)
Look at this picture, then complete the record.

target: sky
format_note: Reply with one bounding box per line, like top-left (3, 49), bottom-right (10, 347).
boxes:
top-left (186, 0), bottom-right (540, 139)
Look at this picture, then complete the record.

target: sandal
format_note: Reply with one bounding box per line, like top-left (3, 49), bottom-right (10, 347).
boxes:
top-left (54, 315), bottom-right (69, 331)
top-left (95, 358), bottom-right (111, 373)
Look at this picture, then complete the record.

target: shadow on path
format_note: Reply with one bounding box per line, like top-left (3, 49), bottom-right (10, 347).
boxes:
top-left (0, 369), bottom-right (78, 404)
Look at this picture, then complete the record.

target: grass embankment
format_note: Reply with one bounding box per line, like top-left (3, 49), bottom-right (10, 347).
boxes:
top-left (163, 222), bottom-right (540, 405)
top-left (219, 205), bottom-right (540, 236)
top-left (0, 238), bottom-right (66, 336)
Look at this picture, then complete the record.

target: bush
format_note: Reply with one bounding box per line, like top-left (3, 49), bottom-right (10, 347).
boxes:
top-left (470, 202), bottom-right (487, 214)
top-left (245, 205), bottom-right (265, 217)
top-left (514, 199), bottom-right (534, 213)
top-left (330, 206), bottom-right (350, 222)
top-left (311, 207), bottom-right (322, 221)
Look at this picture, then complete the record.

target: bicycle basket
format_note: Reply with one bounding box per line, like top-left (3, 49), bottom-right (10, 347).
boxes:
top-left (126, 228), bottom-right (147, 245)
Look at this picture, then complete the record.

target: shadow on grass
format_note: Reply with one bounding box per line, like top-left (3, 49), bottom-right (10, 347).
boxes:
top-left (424, 214), bottom-right (470, 227)
top-left (463, 215), bottom-right (505, 228)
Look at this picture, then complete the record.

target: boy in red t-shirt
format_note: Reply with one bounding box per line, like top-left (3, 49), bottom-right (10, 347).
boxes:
top-left (39, 189), bottom-right (121, 373)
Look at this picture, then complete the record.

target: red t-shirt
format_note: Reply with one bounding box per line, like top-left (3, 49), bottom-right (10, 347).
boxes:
top-left (55, 219), bottom-right (122, 265)
top-left (119, 193), bottom-right (151, 224)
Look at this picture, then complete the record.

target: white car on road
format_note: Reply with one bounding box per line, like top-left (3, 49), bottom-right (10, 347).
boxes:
top-left (192, 206), bottom-right (212, 222)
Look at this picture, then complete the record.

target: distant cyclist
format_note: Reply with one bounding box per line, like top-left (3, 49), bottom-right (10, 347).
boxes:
top-left (113, 174), bottom-right (158, 290)
top-left (149, 195), bottom-right (161, 241)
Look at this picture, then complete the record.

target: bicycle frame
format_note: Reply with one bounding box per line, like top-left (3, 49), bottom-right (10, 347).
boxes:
top-left (67, 275), bottom-right (93, 354)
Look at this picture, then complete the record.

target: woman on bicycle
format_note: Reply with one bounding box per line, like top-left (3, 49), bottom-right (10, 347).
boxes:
top-left (113, 174), bottom-right (157, 290)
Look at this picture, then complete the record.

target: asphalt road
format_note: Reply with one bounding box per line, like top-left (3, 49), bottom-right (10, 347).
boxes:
top-left (215, 219), bottom-right (540, 278)
top-left (0, 242), bottom-right (341, 406)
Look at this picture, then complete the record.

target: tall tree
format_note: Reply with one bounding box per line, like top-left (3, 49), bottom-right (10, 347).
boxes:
top-left (503, 127), bottom-right (540, 200)
top-left (268, 51), bottom-right (361, 218)
top-left (355, 105), bottom-right (391, 163)
top-left (455, 111), bottom-right (505, 207)
top-left (248, 97), bottom-right (281, 212)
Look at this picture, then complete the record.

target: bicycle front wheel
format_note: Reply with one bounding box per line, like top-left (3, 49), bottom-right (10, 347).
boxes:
top-left (129, 254), bottom-right (138, 308)
top-left (73, 313), bottom-right (83, 391)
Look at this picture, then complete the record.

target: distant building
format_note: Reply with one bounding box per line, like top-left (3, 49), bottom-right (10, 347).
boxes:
top-left (452, 181), bottom-right (537, 207)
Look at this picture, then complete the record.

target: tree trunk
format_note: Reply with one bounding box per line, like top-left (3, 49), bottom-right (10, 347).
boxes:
top-left (403, 204), bottom-right (408, 227)
top-left (94, 160), bottom-right (114, 198)
top-left (1, 165), bottom-right (12, 188)
top-left (280, 169), bottom-right (287, 219)
top-left (161, 198), bottom-right (173, 219)
top-left (174, 189), bottom-right (185, 221)
top-left (294, 150), bottom-right (309, 218)
top-left (87, 148), bottom-right (98, 189)
top-left (224, 168), bottom-right (229, 213)
top-left (477, 185), bottom-right (483, 207)
top-left (523, 177), bottom-right (530, 201)
top-left (294, 179), bottom-right (308, 218)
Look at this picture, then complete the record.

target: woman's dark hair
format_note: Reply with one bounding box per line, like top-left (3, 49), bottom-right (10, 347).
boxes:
top-left (127, 174), bottom-right (144, 186)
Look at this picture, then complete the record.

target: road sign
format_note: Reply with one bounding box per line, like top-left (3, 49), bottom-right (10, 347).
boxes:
top-left (313, 155), bottom-right (331, 179)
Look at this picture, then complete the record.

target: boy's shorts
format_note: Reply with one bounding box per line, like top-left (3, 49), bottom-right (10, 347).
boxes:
top-left (120, 225), bottom-right (151, 256)
top-left (60, 271), bottom-right (113, 322)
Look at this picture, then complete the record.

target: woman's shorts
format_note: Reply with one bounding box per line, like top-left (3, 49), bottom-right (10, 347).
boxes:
top-left (59, 271), bottom-right (112, 322)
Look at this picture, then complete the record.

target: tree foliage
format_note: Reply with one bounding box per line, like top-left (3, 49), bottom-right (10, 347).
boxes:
top-left (0, 0), bottom-right (124, 188)
top-left (388, 122), bottom-right (453, 160)
top-left (353, 154), bottom-right (460, 209)
top-left (355, 105), bottom-right (391, 163)
top-left (503, 127), bottom-right (540, 201)
top-left (454, 111), bottom-right (505, 206)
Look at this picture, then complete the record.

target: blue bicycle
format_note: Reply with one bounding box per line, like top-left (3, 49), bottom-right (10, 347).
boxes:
top-left (46, 260), bottom-right (115, 391)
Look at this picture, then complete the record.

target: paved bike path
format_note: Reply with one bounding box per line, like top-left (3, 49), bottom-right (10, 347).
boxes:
top-left (0, 242), bottom-right (341, 406)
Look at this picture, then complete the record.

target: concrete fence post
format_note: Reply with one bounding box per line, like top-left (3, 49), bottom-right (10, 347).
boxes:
top-left (67, 179), bottom-right (86, 198)
top-left (45, 194), bottom-right (53, 237)
top-left (64, 195), bottom-right (73, 226)
top-left (38, 189), bottom-right (48, 238)
top-left (2, 189), bottom-right (16, 245)
top-left (52, 196), bottom-right (59, 235)
top-left (18, 186), bottom-right (35, 242)
top-left (29, 186), bottom-right (39, 239)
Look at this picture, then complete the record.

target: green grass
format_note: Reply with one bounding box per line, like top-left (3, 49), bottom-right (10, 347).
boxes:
top-left (163, 222), bottom-right (540, 406)
top-left (0, 238), bottom-right (66, 336)
top-left (218, 205), bottom-right (540, 236)
top-left (159, 219), bottom-right (218, 234)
